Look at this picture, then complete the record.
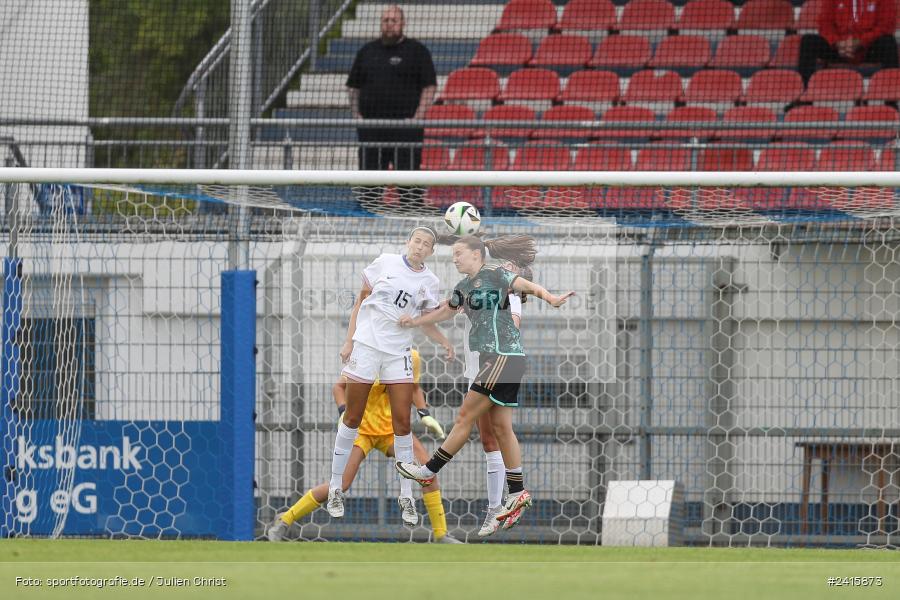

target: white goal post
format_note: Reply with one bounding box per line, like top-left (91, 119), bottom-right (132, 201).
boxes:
top-left (3, 167), bottom-right (900, 187)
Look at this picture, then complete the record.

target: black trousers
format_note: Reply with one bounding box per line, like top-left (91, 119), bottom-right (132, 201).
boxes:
top-left (358, 145), bottom-right (423, 171)
top-left (798, 34), bottom-right (899, 85)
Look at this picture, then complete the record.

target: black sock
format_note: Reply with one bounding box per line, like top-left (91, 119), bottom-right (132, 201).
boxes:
top-left (506, 469), bottom-right (524, 494)
top-left (425, 447), bottom-right (454, 474)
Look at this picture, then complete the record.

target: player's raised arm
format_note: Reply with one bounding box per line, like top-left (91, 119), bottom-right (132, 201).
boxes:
top-left (398, 300), bottom-right (456, 328)
top-left (511, 277), bottom-right (574, 308)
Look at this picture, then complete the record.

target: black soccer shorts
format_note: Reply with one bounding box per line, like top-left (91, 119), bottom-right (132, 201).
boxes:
top-left (470, 353), bottom-right (527, 407)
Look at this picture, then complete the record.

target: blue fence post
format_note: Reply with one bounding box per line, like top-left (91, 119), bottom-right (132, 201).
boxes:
top-left (220, 270), bottom-right (256, 541)
top-left (1, 258), bottom-right (22, 537)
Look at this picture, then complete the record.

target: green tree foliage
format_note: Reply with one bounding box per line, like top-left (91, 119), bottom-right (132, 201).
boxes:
top-left (90, 0), bottom-right (228, 118)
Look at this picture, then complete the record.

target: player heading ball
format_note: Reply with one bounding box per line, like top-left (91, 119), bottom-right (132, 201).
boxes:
top-left (396, 234), bottom-right (575, 532)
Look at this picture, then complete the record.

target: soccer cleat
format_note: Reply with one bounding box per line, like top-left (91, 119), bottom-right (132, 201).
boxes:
top-left (326, 487), bottom-right (345, 518)
top-left (434, 534), bottom-right (464, 544)
top-left (500, 507), bottom-right (524, 530)
top-left (266, 514), bottom-right (289, 542)
top-left (398, 497), bottom-right (418, 527)
top-left (394, 461), bottom-right (436, 487)
top-left (496, 490), bottom-right (532, 525)
top-left (477, 505), bottom-right (504, 538)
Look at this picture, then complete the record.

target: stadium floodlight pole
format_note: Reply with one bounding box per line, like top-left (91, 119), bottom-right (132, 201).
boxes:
top-left (228, 0), bottom-right (252, 271)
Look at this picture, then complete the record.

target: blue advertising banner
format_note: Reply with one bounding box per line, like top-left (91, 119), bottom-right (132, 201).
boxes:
top-left (11, 420), bottom-right (230, 538)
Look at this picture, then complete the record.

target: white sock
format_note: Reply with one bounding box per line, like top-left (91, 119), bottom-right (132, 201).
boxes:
top-left (394, 433), bottom-right (414, 499)
top-left (330, 421), bottom-right (358, 490)
top-left (484, 450), bottom-right (505, 509)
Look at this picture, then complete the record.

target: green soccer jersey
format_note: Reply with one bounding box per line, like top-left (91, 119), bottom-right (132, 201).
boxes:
top-left (449, 265), bottom-right (524, 356)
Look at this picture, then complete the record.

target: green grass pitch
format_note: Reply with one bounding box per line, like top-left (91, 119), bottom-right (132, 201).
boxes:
top-left (1, 539), bottom-right (898, 600)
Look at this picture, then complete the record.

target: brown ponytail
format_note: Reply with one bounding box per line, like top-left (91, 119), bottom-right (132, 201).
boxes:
top-left (483, 235), bottom-right (537, 267)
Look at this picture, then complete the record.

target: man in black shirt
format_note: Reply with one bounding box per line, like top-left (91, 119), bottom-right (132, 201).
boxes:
top-left (346, 5), bottom-right (436, 171)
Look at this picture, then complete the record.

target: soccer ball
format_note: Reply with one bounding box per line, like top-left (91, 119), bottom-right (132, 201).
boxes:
top-left (444, 201), bottom-right (481, 236)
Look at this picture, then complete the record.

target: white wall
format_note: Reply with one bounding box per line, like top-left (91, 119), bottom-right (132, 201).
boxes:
top-left (0, 0), bottom-right (89, 167)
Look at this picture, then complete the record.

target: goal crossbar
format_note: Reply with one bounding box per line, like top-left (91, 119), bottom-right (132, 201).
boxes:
top-left (2, 168), bottom-right (900, 188)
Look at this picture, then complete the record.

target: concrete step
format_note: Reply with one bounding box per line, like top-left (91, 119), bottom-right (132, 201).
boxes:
top-left (343, 4), bottom-right (502, 40)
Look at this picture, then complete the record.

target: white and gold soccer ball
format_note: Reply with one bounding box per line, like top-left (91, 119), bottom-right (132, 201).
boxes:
top-left (444, 201), bottom-right (481, 236)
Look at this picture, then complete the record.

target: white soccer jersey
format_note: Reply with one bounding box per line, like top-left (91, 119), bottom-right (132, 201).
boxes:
top-left (464, 293), bottom-right (522, 381)
top-left (353, 253), bottom-right (441, 355)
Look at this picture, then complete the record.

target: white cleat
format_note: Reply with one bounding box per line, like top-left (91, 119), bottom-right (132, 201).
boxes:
top-left (398, 497), bottom-right (418, 527)
top-left (496, 490), bottom-right (532, 529)
top-left (434, 534), bottom-right (464, 544)
top-left (266, 514), bottom-right (289, 541)
top-left (477, 505), bottom-right (504, 538)
top-left (326, 488), bottom-right (345, 518)
top-left (394, 461), bottom-right (436, 487)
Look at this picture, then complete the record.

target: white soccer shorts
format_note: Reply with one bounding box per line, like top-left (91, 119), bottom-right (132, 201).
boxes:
top-left (342, 342), bottom-right (413, 384)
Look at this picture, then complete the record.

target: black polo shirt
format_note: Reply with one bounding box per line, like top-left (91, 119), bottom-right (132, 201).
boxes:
top-left (347, 37), bottom-right (436, 142)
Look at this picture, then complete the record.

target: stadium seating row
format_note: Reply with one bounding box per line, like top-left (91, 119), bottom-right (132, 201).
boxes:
top-left (420, 141), bottom-right (896, 210)
top-left (421, 141), bottom-right (897, 171)
top-left (425, 102), bottom-right (899, 141)
top-left (493, 0), bottom-right (897, 37)
top-left (435, 67), bottom-right (900, 108)
top-left (471, 33), bottom-right (892, 73)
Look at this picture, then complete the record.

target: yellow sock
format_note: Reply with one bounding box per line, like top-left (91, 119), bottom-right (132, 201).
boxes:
top-left (423, 490), bottom-right (448, 540)
top-left (281, 490), bottom-right (321, 526)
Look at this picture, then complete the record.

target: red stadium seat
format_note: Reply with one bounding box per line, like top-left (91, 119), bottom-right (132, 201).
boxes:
top-left (733, 143), bottom-right (816, 210)
top-left (795, 0), bottom-right (823, 34)
top-left (878, 148), bottom-right (897, 170)
top-left (647, 35), bottom-right (712, 73)
top-left (482, 104), bottom-right (537, 139)
top-left (720, 105), bottom-right (778, 140)
top-left (792, 143), bottom-right (881, 210)
top-left (617, 0), bottom-right (676, 40)
top-left (470, 34), bottom-right (533, 72)
top-left (699, 146), bottom-right (754, 170)
top-left (452, 142), bottom-right (511, 170)
top-left (421, 145), bottom-right (451, 170)
top-left (683, 69), bottom-right (743, 110)
top-left (757, 142), bottom-right (817, 171)
top-left (742, 69), bottom-right (803, 106)
top-left (557, 0), bottom-right (617, 40)
top-left (818, 142), bottom-right (878, 171)
top-left (502, 142), bottom-right (576, 209)
top-left (621, 69), bottom-right (683, 114)
top-left (604, 145), bottom-right (690, 209)
top-left (529, 34), bottom-right (592, 71)
top-left (439, 68), bottom-right (501, 111)
top-left (735, 0), bottom-right (794, 35)
top-left (588, 35), bottom-right (652, 72)
top-left (799, 69), bottom-right (863, 106)
top-left (532, 104), bottom-right (597, 140)
top-left (574, 143), bottom-right (634, 170)
top-left (424, 104), bottom-right (476, 138)
top-left (769, 35), bottom-right (802, 67)
top-left (599, 105), bottom-right (657, 140)
top-left (499, 68), bottom-right (560, 111)
top-left (659, 106), bottom-right (718, 139)
top-left (427, 143), bottom-right (511, 208)
top-left (864, 68), bottom-right (900, 103)
top-left (676, 0), bottom-right (736, 37)
top-left (782, 105), bottom-right (839, 140)
top-left (558, 69), bottom-right (620, 111)
top-left (496, 0), bottom-right (557, 39)
top-left (708, 35), bottom-right (771, 70)
top-left (842, 105), bottom-right (900, 141)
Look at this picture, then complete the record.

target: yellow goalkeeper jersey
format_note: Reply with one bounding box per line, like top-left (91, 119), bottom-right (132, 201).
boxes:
top-left (358, 349), bottom-right (421, 436)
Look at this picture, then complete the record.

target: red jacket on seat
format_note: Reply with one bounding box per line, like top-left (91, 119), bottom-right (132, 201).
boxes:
top-left (818, 0), bottom-right (896, 54)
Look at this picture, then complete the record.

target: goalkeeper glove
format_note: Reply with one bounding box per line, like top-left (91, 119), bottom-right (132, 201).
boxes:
top-left (417, 408), bottom-right (445, 439)
top-left (337, 404), bottom-right (346, 428)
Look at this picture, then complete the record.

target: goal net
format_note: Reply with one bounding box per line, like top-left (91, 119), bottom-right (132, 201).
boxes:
top-left (1, 169), bottom-right (898, 548)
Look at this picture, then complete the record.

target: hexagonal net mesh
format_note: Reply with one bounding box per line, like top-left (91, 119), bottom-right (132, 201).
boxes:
top-left (1, 176), bottom-right (898, 548)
